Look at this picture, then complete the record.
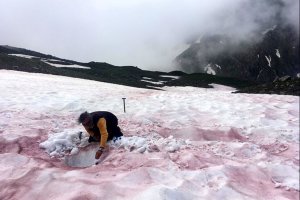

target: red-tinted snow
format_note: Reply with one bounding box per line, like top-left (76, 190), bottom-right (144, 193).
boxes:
top-left (0, 70), bottom-right (299, 200)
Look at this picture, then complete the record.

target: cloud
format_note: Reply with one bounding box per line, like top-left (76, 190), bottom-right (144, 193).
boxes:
top-left (0, 0), bottom-right (298, 71)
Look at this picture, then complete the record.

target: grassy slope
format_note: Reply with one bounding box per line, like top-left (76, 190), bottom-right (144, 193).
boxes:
top-left (0, 53), bottom-right (255, 90)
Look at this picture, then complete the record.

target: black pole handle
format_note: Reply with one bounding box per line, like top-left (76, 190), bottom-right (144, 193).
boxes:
top-left (122, 98), bottom-right (126, 113)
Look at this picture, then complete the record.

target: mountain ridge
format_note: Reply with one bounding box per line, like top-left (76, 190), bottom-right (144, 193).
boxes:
top-left (174, 24), bottom-right (299, 83)
top-left (0, 45), bottom-right (299, 96)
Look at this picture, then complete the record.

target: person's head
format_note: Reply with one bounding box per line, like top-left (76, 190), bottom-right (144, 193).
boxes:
top-left (78, 111), bottom-right (93, 128)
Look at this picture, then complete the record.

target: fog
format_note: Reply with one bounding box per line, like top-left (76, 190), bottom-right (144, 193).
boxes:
top-left (0, 0), bottom-right (298, 71)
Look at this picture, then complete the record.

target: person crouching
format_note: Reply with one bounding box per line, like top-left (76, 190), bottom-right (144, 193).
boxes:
top-left (78, 111), bottom-right (123, 159)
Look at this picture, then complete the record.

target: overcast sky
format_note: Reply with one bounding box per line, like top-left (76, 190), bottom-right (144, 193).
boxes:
top-left (0, 0), bottom-right (298, 71)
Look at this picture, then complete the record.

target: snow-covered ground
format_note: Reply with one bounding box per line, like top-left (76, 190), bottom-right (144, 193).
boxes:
top-left (8, 53), bottom-right (38, 59)
top-left (42, 61), bottom-right (91, 69)
top-left (0, 70), bottom-right (299, 200)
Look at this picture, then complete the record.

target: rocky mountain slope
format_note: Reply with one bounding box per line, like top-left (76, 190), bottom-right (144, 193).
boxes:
top-left (0, 45), bottom-right (299, 96)
top-left (175, 24), bottom-right (299, 83)
top-left (174, 0), bottom-right (299, 84)
top-left (235, 76), bottom-right (300, 96)
top-left (0, 45), bottom-right (254, 90)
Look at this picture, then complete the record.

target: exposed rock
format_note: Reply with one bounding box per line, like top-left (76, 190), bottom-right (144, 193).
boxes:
top-left (235, 77), bottom-right (300, 96)
top-left (174, 6), bottom-right (299, 84)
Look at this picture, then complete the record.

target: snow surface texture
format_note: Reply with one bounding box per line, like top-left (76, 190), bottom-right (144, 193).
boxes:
top-left (0, 70), bottom-right (299, 200)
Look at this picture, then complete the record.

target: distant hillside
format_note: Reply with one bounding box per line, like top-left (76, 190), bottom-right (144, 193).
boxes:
top-left (0, 45), bottom-right (255, 90)
top-left (1, 45), bottom-right (299, 96)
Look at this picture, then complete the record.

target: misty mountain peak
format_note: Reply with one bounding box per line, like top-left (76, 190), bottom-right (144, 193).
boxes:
top-left (174, 22), bottom-right (299, 83)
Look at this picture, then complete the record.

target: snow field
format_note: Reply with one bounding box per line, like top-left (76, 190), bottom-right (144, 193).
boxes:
top-left (0, 70), bottom-right (299, 199)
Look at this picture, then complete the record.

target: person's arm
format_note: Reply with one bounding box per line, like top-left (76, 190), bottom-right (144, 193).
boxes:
top-left (97, 118), bottom-right (109, 148)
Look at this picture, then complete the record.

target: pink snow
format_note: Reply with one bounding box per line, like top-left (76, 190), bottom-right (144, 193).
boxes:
top-left (0, 70), bottom-right (299, 200)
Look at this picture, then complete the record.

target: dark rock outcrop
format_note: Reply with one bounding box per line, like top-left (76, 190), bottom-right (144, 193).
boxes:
top-left (235, 76), bottom-right (300, 96)
top-left (175, 24), bottom-right (299, 83)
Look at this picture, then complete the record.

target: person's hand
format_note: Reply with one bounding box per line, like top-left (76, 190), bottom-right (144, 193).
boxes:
top-left (95, 147), bottom-right (105, 159)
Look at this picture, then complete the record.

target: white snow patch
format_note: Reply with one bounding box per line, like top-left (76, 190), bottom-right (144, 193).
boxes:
top-left (40, 131), bottom-right (189, 159)
top-left (43, 61), bottom-right (91, 69)
top-left (262, 25), bottom-right (277, 34)
top-left (265, 55), bottom-right (272, 67)
top-left (275, 49), bottom-right (281, 58)
top-left (141, 79), bottom-right (165, 85)
top-left (142, 77), bottom-right (152, 80)
top-left (159, 75), bottom-right (180, 79)
top-left (204, 64), bottom-right (216, 75)
top-left (41, 58), bottom-right (62, 62)
top-left (8, 54), bottom-right (39, 59)
top-left (7, 54), bottom-right (89, 69)
top-left (208, 84), bottom-right (236, 92)
top-left (40, 131), bottom-right (190, 168)
top-left (39, 130), bottom-right (89, 157)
